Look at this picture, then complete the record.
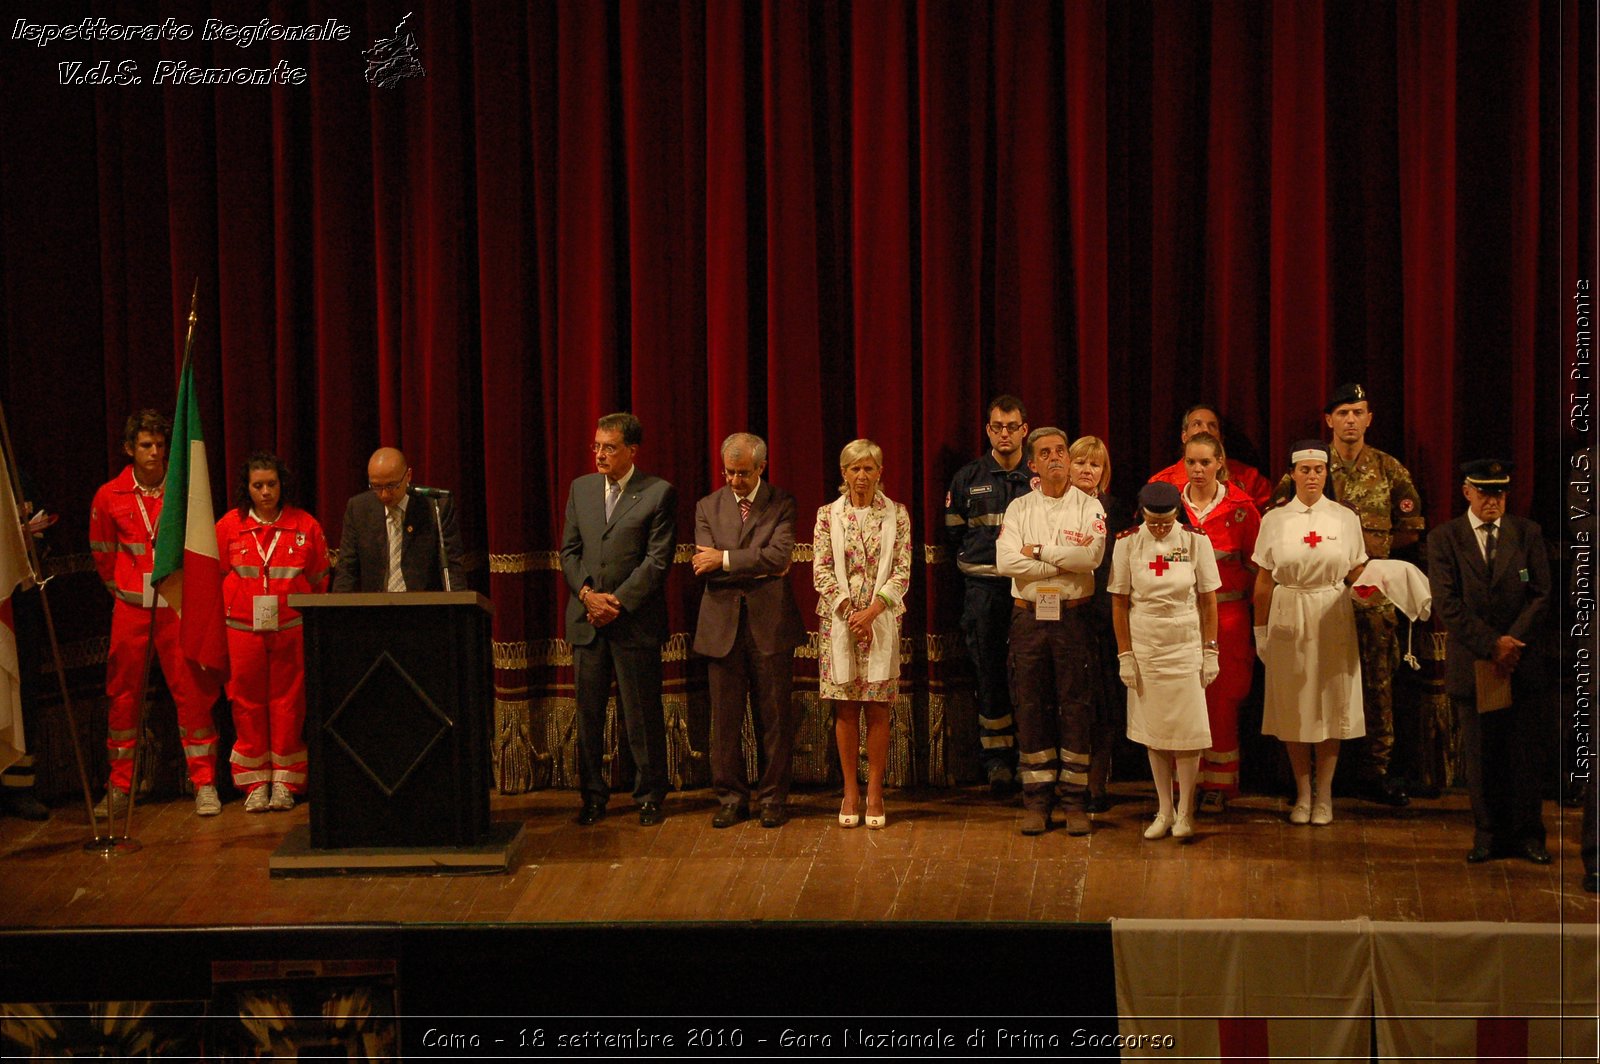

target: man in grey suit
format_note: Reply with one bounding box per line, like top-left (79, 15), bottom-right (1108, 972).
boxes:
top-left (560, 412), bottom-right (678, 826)
top-left (332, 447), bottom-right (465, 593)
top-left (1427, 459), bottom-right (1552, 865)
top-left (692, 433), bottom-right (805, 828)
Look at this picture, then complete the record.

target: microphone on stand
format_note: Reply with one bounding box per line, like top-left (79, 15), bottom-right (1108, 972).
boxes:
top-left (410, 485), bottom-right (453, 498)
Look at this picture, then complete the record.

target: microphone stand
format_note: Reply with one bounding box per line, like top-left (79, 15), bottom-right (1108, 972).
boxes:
top-left (431, 494), bottom-right (452, 592)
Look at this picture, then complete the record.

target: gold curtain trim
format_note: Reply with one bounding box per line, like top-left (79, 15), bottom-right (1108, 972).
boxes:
top-left (923, 544), bottom-right (949, 564)
top-left (489, 550), bottom-right (562, 573)
top-left (43, 552), bottom-right (97, 577)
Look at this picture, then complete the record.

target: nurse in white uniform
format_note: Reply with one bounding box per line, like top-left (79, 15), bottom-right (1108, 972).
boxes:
top-left (1251, 440), bottom-right (1368, 826)
top-left (1110, 482), bottom-right (1221, 840)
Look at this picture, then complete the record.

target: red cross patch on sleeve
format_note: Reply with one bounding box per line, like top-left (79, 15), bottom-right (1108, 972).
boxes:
top-left (1092, 517), bottom-right (1106, 536)
top-left (944, 491), bottom-right (951, 508)
top-left (1399, 498), bottom-right (1414, 513)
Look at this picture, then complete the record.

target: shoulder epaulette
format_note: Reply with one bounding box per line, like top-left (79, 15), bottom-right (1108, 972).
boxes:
top-left (1185, 524), bottom-right (1206, 536)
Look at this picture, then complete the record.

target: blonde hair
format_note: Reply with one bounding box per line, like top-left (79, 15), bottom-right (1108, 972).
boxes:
top-left (1183, 430), bottom-right (1229, 482)
top-left (837, 438), bottom-right (884, 495)
top-left (1068, 435), bottom-right (1112, 494)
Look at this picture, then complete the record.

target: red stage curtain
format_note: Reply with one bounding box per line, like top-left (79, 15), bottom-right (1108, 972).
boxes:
top-left (0, 0), bottom-right (1580, 791)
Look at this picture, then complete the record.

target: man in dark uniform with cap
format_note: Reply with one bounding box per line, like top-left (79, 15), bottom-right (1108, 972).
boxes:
top-left (1271, 382), bottom-right (1425, 806)
top-left (1426, 459), bottom-right (1551, 864)
top-left (944, 395), bottom-right (1033, 794)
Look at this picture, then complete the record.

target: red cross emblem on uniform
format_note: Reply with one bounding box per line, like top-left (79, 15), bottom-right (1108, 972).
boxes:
top-left (1303, 531), bottom-right (1322, 548)
top-left (1149, 555), bottom-right (1170, 576)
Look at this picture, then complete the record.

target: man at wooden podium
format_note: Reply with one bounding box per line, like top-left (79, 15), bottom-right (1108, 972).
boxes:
top-left (331, 448), bottom-right (464, 593)
top-left (691, 432), bottom-right (805, 829)
top-left (560, 413), bottom-right (678, 827)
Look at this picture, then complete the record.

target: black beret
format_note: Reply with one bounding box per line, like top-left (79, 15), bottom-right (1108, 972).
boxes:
top-left (1325, 382), bottom-right (1368, 413)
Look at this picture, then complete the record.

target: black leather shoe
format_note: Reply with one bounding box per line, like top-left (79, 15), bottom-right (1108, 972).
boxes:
top-left (1365, 778), bottom-right (1410, 807)
top-left (1, 789), bottom-right (50, 821)
top-left (1083, 792), bottom-right (1110, 814)
top-left (638, 801), bottom-right (664, 826)
top-left (711, 804), bottom-right (748, 829)
top-left (575, 801), bottom-right (606, 826)
top-left (1466, 844), bottom-right (1496, 864)
top-left (1513, 841), bottom-right (1552, 865)
top-left (759, 805), bottom-right (786, 829)
top-left (1584, 871), bottom-right (1599, 893)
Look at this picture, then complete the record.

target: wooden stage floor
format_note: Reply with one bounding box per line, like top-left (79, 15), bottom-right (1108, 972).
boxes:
top-left (3, 785), bottom-right (1594, 929)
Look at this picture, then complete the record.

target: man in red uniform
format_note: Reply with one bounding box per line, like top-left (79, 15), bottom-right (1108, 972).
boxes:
top-left (89, 410), bottom-right (224, 817)
top-left (1148, 403), bottom-right (1274, 512)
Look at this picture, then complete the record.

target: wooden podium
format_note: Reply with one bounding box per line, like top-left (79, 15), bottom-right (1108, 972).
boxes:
top-left (269, 591), bottom-right (521, 876)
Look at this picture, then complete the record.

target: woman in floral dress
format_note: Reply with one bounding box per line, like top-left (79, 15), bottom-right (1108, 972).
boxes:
top-left (813, 439), bottom-right (912, 829)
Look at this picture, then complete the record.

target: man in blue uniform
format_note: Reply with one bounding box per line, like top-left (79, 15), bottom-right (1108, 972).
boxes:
top-left (944, 395), bottom-right (1033, 795)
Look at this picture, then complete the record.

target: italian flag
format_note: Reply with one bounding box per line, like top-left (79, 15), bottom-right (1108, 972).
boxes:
top-left (152, 356), bottom-right (228, 677)
top-left (0, 443), bottom-right (31, 774)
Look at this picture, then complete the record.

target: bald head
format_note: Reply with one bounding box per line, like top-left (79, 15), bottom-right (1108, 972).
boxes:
top-left (367, 447), bottom-right (410, 501)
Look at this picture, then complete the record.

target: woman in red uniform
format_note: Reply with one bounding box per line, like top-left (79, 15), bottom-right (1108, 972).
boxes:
top-left (1176, 431), bottom-right (1260, 810)
top-left (216, 453), bottom-right (329, 812)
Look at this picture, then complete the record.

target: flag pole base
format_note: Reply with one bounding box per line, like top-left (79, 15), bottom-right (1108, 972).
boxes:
top-left (83, 835), bottom-right (142, 856)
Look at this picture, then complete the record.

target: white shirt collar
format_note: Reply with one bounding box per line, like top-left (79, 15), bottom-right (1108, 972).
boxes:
top-left (735, 479), bottom-right (763, 506)
top-left (1467, 509), bottom-right (1497, 533)
top-left (607, 465), bottom-right (636, 495)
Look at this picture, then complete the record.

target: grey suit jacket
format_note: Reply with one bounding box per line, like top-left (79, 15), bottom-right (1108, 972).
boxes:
top-left (1426, 512), bottom-right (1550, 701)
top-left (691, 482), bottom-right (806, 659)
top-left (331, 488), bottom-right (466, 593)
top-left (560, 470), bottom-right (677, 647)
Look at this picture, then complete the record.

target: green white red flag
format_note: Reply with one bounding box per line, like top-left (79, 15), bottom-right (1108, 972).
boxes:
top-left (0, 437), bottom-right (32, 772)
top-left (151, 355), bottom-right (228, 676)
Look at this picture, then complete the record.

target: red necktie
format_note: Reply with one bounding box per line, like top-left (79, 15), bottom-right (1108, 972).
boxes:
top-left (739, 496), bottom-right (752, 523)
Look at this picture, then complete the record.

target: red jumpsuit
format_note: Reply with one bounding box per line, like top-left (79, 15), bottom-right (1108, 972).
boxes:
top-left (1177, 480), bottom-right (1261, 797)
top-left (215, 506), bottom-right (329, 795)
top-left (1151, 458), bottom-right (1274, 513)
top-left (89, 467), bottom-right (223, 791)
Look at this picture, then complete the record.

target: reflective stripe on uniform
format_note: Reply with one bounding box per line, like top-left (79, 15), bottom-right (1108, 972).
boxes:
top-left (1205, 748), bottom-right (1240, 763)
top-left (230, 748), bottom-right (271, 768)
top-left (944, 513), bottom-right (967, 526)
top-left (120, 542), bottom-right (147, 555)
top-left (108, 747), bottom-right (135, 760)
top-left (980, 735), bottom-right (1015, 749)
top-left (226, 616), bottom-right (303, 631)
top-left (1018, 748), bottom-right (1054, 765)
top-left (1060, 768), bottom-right (1089, 786)
top-left (107, 727), bottom-right (139, 741)
top-left (1197, 770), bottom-right (1236, 785)
top-left (233, 565), bottom-right (262, 578)
top-left (266, 566), bottom-right (303, 580)
top-left (968, 513), bottom-right (1004, 527)
top-left (957, 561), bottom-right (1001, 578)
top-left (1020, 768), bottom-right (1057, 785)
top-left (979, 713), bottom-right (1014, 731)
top-left (233, 768), bottom-right (272, 786)
top-left (272, 769), bottom-right (308, 786)
top-left (89, 540), bottom-right (117, 553)
top-left (1216, 590), bottom-right (1248, 603)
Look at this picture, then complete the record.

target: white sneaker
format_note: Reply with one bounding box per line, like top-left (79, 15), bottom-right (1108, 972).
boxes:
top-left (1143, 813), bottom-right (1173, 840)
top-left (96, 787), bottom-right (130, 820)
top-left (268, 782), bottom-right (295, 811)
top-left (194, 784), bottom-right (222, 817)
top-left (243, 787), bottom-right (270, 813)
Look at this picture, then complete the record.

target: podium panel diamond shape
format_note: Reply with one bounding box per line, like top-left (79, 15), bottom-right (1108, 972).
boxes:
top-left (325, 651), bottom-right (453, 798)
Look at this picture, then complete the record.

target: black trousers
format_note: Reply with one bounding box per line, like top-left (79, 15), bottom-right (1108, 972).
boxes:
top-left (1009, 606), bottom-right (1097, 813)
top-left (574, 633), bottom-right (668, 804)
top-left (961, 577), bottom-right (1018, 776)
top-left (708, 603), bottom-right (798, 809)
top-left (1454, 696), bottom-right (1545, 851)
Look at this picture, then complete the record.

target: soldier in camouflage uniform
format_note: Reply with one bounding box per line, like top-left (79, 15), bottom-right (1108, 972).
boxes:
top-left (1270, 383), bottom-right (1424, 806)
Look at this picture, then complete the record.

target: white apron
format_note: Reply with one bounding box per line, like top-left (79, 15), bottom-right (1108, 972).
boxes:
top-left (1253, 498), bottom-right (1367, 743)
top-left (1109, 526), bottom-right (1218, 751)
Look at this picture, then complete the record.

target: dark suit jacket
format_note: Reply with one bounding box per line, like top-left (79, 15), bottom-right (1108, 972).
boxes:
top-left (691, 481), bottom-right (806, 659)
top-left (1426, 512), bottom-right (1550, 701)
top-left (560, 469), bottom-right (677, 647)
top-left (331, 488), bottom-right (466, 593)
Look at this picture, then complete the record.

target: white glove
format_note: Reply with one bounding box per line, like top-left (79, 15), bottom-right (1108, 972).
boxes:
top-left (1253, 625), bottom-right (1268, 665)
top-left (1201, 647), bottom-right (1220, 686)
top-left (1118, 651), bottom-right (1138, 689)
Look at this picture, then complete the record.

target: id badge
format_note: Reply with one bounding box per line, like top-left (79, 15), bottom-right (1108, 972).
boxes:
top-left (252, 595), bottom-right (280, 632)
top-left (141, 571), bottom-right (155, 608)
top-left (1035, 585), bottom-right (1063, 622)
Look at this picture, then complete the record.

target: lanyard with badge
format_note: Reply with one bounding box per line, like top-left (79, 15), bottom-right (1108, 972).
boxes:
top-left (133, 493), bottom-right (166, 608)
top-left (249, 524), bottom-right (282, 631)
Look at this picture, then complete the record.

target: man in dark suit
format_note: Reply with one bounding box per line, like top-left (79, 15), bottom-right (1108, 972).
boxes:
top-left (560, 412), bottom-right (677, 826)
top-left (1427, 458), bottom-right (1552, 865)
top-left (691, 433), bottom-right (805, 828)
top-left (331, 447), bottom-right (465, 593)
